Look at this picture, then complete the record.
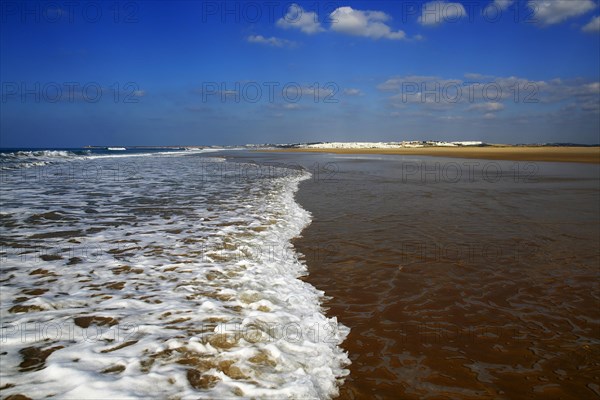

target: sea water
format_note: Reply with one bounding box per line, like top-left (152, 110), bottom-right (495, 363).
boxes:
top-left (0, 149), bottom-right (350, 399)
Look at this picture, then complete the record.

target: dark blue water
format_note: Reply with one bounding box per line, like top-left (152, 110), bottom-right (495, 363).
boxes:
top-left (0, 147), bottom-right (192, 170)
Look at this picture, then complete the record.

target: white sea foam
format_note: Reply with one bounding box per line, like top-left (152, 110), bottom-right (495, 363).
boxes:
top-left (0, 150), bottom-right (81, 169)
top-left (0, 148), bottom-right (224, 170)
top-left (84, 149), bottom-right (222, 159)
top-left (0, 153), bottom-right (350, 399)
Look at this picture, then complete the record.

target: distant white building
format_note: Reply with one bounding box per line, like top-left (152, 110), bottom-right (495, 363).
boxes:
top-left (452, 141), bottom-right (483, 146)
top-left (300, 140), bottom-right (484, 149)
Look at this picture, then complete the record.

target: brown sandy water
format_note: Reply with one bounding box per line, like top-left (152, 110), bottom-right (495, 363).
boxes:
top-left (233, 151), bottom-right (600, 399)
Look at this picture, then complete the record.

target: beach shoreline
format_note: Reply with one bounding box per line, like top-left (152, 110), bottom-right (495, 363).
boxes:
top-left (265, 146), bottom-right (600, 164)
top-left (278, 151), bottom-right (600, 399)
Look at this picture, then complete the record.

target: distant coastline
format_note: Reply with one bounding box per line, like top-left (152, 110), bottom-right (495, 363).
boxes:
top-left (81, 142), bottom-right (600, 151)
top-left (78, 142), bottom-right (600, 164)
top-left (267, 145), bottom-right (600, 164)
top-left (83, 145), bottom-right (211, 150)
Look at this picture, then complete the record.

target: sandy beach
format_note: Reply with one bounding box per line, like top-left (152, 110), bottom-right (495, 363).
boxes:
top-left (2, 147), bottom-right (599, 399)
top-left (3, 0), bottom-right (599, 397)
top-left (270, 146), bottom-right (600, 164)
top-left (224, 150), bottom-right (600, 399)
top-left (293, 153), bottom-right (600, 399)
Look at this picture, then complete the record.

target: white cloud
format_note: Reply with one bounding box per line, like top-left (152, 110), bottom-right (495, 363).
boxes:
top-left (268, 103), bottom-right (304, 112)
top-left (378, 74), bottom-right (600, 114)
top-left (329, 6), bottom-right (406, 40)
top-left (274, 4), bottom-right (416, 40)
top-left (377, 75), bottom-right (459, 91)
top-left (464, 72), bottom-right (494, 80)
top-left (582, 15), bottom-right (600, 32)
top-left (527, 0), bottom-right (596, 26)
top-left (484, 0), bottom-right (514, 15)
top-left (418, 1), bottom-right (467, 26)
top-left (492, 0), bottom-right (514, 10)
top-left (344, 88), bottom-right (363, 96)
top-left (584, 82), bottom-right (600, 93)
top-left (580, 99), bottom-right (600, 112)
top-left (299, 86), bottom-right (336, 100)
top-left (276, 4), bottom-right (324, 34)
top-left (468, 102), bottom-right (505, 111)
top-left (246, 35), bottom-right (295, 47)
top-left (440, 115), bottom-right (464, 120)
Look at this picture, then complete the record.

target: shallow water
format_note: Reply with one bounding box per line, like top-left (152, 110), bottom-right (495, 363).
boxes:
top-left (2, 149), bottom-right (598, 399)
top-left (226, 151), bottom-right (599, 399)
top-left (290, 154), bottom-right (600, 399)
top-left (0, 151), bottom-right (350, 399)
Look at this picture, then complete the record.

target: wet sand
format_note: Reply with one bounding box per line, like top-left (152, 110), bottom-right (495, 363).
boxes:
top-left (230, 151), bottom-right (600, 399)
top-left (270, 146), bottom-right (600, 164)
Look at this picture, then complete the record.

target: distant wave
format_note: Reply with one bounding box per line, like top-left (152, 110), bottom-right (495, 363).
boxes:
top-left (0, 150), bottom-right (91, 170)
top-left (0, 148), bottom-right (224, 170)
top-left (0, 150), bottom-right (87, 158)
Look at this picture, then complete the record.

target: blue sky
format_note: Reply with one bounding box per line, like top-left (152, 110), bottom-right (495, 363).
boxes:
top-left (1, 0), bottom-right (599, 147)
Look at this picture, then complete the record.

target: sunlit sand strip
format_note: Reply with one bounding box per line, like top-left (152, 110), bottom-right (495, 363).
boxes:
top-left (267, 146), bottom-right (600, 164)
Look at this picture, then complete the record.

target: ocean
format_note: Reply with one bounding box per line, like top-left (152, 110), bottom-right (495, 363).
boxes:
top-left (228, 150), bottom-right (600, 399)
top-left (2, 148), bottom-right (599, 399)
top-left (0, 148), bottom-right (350, 399)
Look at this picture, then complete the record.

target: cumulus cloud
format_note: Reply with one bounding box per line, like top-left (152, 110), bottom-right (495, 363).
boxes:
top-left (343, 88), bottom-right (363, 96)
top-left (377, 75), bottom-right (460, 91)
top-left (274, 4), bottom-right (413, 40)
top-left (418, 1), bottom-right (467, 26)
top-left (299, 85), bottom-right (337, 100)
top-left (276, 4), bottom-right (324, 34)
top-left (584, 81), bottom-right (600, 93)
top-left (378, 74), bottom-right (600, 114)
top-left (582, 15), bottom-right (600, 32)
top-left (246, 35), bottom-right (295, 47)
top-left (484, 0), bottom-right (514, 15)
top-left (527, 0), bottom-right (596, 26)
top-left (468, 102), bottom-right (505, 111)
top-left (266, 103), bottom-right (305, 116)
top-left (491, 0), bottom-right (514, 10)
top-left (464, 72), bottom-right (494, 80)
top-left (329, 6), bottom-right (406, 40)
